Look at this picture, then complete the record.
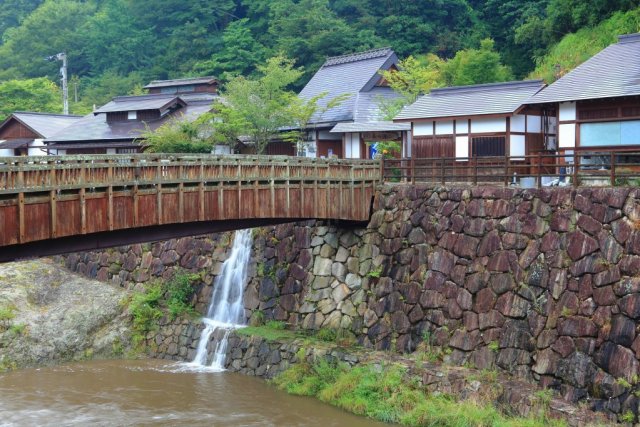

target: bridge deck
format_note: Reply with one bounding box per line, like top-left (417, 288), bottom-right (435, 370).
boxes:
top-left (0, 154), bottom-right (380, 260)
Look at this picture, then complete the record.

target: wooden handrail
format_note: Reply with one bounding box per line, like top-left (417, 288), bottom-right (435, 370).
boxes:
top-left (0, 154), bottom-right (381, 194)
top-left (383, 151), bottom-right (640, 187)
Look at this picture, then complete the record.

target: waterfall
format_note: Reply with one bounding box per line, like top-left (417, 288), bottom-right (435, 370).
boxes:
top-left (186, 229), bottom-right (252, 371)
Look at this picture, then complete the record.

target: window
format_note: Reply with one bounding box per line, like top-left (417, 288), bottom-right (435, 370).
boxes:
top-left (471, 136), bottom-right (505, 157)
top-left (128, 111), bottom-right (137, 120)
top-left (117, 148), bottom-right (138, 154)
top-left (581, 120), bottom-right (640, 147)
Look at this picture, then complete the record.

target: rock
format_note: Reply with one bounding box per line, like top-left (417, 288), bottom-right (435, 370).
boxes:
top-left (552, 336), bottom-right (576, 358)
top-left (478, 231), bottom-right (502, 257)
top-left (313, 258), bottom-right (333, 276)
top-left (474, 288), bottom-right (497, 313)
top-left (566, 231), bottom-right (599, 261)
top-left (449, 329), bottom-right (480, 351)
top-left (478, 310), bottom-right (505, 330)
top-left (495, 293), bottom-right (530, 318)
top-left (609, 315), bottom-right (636, 347)
top-left (557, 352), bottom-right (597, 388)
top-left (595, 342), bottom-right (639, 383)
top-left (332, 284), bottom-right (350, 303)
top-left (453, 235), bottom-right (479, 259)
top-left (456, 288), bottom-right (473, 311)
top-left (619, 293), bottom-right (640, 319)
top-left (391, 311), bottom-right (410, 334)
top-left (428, 250), bottom-right (455, 274)
top-left (532, 347), bottom-right (559, 374)
top-left (489, 273), bottom-right (515, 295)
top-left (557, 317), bottom-right (597, 337)
top-left (499, 320), bottom-right (534, 350)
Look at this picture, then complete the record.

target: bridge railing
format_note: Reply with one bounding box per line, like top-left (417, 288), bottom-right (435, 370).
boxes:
top-left (0, 154), bottom-right (381, 194)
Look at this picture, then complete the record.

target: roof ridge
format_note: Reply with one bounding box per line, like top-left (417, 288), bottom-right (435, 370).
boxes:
top-left (13, 111), bottom-right (82, 118)
top-left (618, 32), bottom-right (640, 44)
top-left (146, 76), bottom-right (216, 84)
top-left (112, 93), bottom-right (179, 102)
top-left (323, 47), bottom-right (393, 67)
top-left (430, 79), bottom-right (544, 96)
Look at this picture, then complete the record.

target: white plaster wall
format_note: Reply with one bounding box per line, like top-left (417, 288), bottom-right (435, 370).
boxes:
top-left (343, 132), bottom-right (360, 159)
top-left (27, 139), bottom-right (47, 156)
top-left (511, 115), bottom-right (526, 133)
top-left (559, 123), bottom-right (576, 148)
top-left (0, 149), bottom-right (14, 157)
top-left (413, 122), bottom-right (434, 136)
top-left (527, 115), bottom-right (542, 133)
top-left (559, 102), bottom-right (576, 121)
top-left (510, 134), bottom-right (526, 158)
top-left (455, 136), bottom-right (468, 159)
top-left (471, 117), bottom-right (506, 133)
top-left (435, 120), bottom-right (454, 135)
top-left (106, 148), bottom-right (117, 155)
top-left (455, 119), bottom-right (469, 134)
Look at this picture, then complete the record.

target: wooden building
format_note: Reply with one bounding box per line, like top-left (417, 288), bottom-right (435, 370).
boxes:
top-left (297, 48), bottom-right (410, 159)
top-left (0, 112), bottom-right (82, 156)
top-left (393, 80), bottom-right (556, 163)
top-left (44, 77), bottom-right (218, 154)
top-left (526, 33), bottom-right (640, 166)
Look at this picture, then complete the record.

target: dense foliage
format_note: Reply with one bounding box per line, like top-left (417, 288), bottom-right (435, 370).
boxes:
top-left (0, 0), bottom-right (637, 117)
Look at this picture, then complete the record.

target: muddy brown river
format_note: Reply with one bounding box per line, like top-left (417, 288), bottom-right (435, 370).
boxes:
top-left (0, 359), bottom-right (385, 426)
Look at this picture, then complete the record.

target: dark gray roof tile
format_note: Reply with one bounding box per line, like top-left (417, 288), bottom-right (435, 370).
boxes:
top-left (10, 112), bottom-right (82, 138)
top-left (528, 33), bottom-right (640, 104)
top-left (144, 76), bottom-right (217, 89)
top-left (395, 80), bottom-right (546, 120)
top-left (299, 48), bottom-right (399, 125)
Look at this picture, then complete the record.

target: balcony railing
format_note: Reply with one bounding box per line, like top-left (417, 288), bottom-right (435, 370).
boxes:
top-left (382, 150), bottom-right (640, 187)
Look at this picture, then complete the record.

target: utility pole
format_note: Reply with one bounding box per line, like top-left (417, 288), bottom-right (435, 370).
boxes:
top-left (46, 52), bottom-right (68, 115)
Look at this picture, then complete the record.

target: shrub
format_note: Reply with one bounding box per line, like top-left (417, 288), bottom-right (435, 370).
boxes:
top-left (165, 271), bottom-right (200, 320)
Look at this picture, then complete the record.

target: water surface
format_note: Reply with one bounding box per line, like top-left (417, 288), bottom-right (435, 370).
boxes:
top-left (0, 359), bottom-right (385, 427)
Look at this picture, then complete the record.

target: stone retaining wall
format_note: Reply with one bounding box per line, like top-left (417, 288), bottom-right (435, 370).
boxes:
top-left (61, 185), bottom-right (640, 419)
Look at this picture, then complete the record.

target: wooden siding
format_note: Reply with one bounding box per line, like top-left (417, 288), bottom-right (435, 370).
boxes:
top-left (412, 136), bottom-right (454, 158)
top-left (0, 118), bottom-right (39, 139)
top-left (0, 154), bottom-right (380, 260)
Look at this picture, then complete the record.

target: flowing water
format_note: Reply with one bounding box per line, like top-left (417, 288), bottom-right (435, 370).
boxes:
top-left (187, 229), bottom-right (252, 370)
top-left (0, 359), bottom-right (386, 427)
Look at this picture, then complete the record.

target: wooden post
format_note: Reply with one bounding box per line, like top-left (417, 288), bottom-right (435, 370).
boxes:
top-left (50, 189), bottom-right (57, 238)
top-left (156, 184), bottom-right (163, 225)
top-left (537, 151), bottom-right (542, 188)
top-left (218, 181), bottom-right (225, 219)
top-left (610, 152), bottom-right (616, 186)
top-left (285, 161), bottom-right (290, 217)
top-left (18, 192), bottom-right (25, 243)
top-left (573, 153), bottom-right (579, 187)
top-left (80, 187), bottom-right (87, 234)
top-left (108, 186), bottom-right (114, 231)
top-left (199, 181), bottom-right (205, 221)
top-left (410, 157), bottom-right (415, 185)
top-left (133, 184), bottom-right (139, 227)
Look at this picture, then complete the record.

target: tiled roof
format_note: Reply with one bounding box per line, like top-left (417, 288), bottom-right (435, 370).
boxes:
top-left (9, 112), bottom-right (82, 138)
top-left (144, 76), bottom-right (217, 89)
top-left (0, 138), bottom-right (32, 149)
top-left (46, 101), bottom-right (212, 143)
top-left (330, 121), bottom-right (410, 133)
top-left (395, 80), bottom-right (546, 120)
top-left (298, 48), bottom-right (399, 125)
top-left (93, 94), bottom-right (186, 114)
top-left (527, 33), bottom-right (640, 104)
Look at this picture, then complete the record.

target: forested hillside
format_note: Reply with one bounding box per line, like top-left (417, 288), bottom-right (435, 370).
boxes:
top-left (0, 0), bottom-right (638, 117)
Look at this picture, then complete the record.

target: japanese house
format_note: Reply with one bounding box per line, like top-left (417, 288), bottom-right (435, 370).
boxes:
top-left (525, 33), bottom-right (640, 166)
top-left (0, 112), bottom-right (82, 156)
top-left (297, 47), bottom-right (410, 159)
top-left (44, 77), bottom-right (218, 154)
top-left (393, 80), bottom-right (555, 163)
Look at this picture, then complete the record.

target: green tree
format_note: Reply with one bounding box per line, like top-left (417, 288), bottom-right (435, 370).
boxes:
top-left (211, 56), bottom-right (302, 154)
top-left (194, 18), bottom-right (267, 81)
top-left (442, 38), bottom-right (513, 86)
top-left (72, 70), bottom-right (146, 115)
top-left (0, 78), bottom-right (61, 120)
top-left (0, 0), bottom-right (96, 80)
top-left (139, 116), bottom-right (214, 153)
top-left (0, 0), bottom-right (43, 36)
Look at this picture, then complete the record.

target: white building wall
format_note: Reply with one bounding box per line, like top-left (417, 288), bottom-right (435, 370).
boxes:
top-left (559, 123), bottom-right (576, 148)
top-left (0, 149), bottom-right (13, 156)
top-left (471, 117), bottom-right (506, 133)
top-left (435, 120), bottom-right (454, 135)
top-left (511, 115), bottom-right (526, 133)
top-left (559, 102), bottom-right (576, 121)
top-left (455, 136), bottom-right (468, 159)
top-left (455, 119), bottom-right (468, 134)
top-left (413, 122), bottom-right (434, 136)
top-left (343, 132), bottom-right (361, 159)
top-left (510, 134), bottom-right (526, 158)
top-left (27, 139), bottom-right (47, 156)
top-left (527, 115), bottom-right (542, 133)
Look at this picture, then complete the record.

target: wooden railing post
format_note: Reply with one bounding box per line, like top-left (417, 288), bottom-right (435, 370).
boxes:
top-left (610, 152), bottom-right (616, 186)
top-left (440, 159), bottom-right (445, 185)
top-left (573, 153), bottom-right (579, 187)
top-left (537, 151), bottom-right (542, 188)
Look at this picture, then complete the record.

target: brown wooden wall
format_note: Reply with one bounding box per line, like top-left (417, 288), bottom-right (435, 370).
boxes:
top-left (0, 118), bottom-right (39, 139)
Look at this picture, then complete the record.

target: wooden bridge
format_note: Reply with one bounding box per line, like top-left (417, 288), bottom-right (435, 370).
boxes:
top-left (0, 154), bottom-right (380, 262)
